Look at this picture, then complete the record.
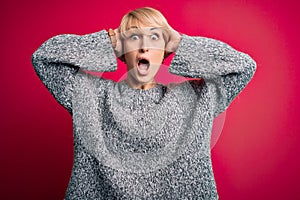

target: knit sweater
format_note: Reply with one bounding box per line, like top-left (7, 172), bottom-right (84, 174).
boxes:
top-left (32, 30), bottom-right (256, 199)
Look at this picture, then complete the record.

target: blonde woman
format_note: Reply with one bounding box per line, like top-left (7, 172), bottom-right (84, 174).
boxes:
top-left (32, 7), bottom-right (256, 199)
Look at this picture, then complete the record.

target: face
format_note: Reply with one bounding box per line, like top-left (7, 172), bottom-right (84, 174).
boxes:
top-left (122, 26), bottom-right (165, 89)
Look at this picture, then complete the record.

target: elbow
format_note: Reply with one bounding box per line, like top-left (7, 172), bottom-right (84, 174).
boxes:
top-left (247, 54), bottom-right (257, 78)
top-left (242, 54), bottom-right (257, 86)
top-left (242, 53), bottom-right (257, 78)
top-left (31, 48), bottom-right (46, 75)
top-left (31, 50), bottom-right (40, 70)
top-left (31, 51), bottom-right (37, 64)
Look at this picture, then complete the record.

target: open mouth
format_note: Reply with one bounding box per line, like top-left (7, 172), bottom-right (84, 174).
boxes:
top-left (137, 58), bottom-right (150, 75)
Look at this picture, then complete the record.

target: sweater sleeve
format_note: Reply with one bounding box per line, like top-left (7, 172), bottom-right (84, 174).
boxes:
top-left (31, 30), bottom-right (117, 112)
top-left (168, 35), bottom-right (256, 116)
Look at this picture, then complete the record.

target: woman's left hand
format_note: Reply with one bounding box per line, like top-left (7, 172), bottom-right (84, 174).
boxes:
top-left (164, 27), bottom-right (182, 58)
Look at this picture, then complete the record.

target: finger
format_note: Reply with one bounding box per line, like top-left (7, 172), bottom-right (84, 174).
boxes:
top-left (108, 28), bottom-right (117, 48)
top-left (114, 28), bottom-right (123, 57)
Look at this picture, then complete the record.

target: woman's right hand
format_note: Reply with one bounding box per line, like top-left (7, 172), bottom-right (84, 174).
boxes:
top-left (108, 28), bottom-right (123, 60)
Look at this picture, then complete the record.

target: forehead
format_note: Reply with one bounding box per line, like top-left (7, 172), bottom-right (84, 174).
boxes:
top-left (122, 26), bottom-right (163, 38)
top-left (124, 15), bottom-right (162, 29)
top-left (127, 26), bottom-right (162, 32)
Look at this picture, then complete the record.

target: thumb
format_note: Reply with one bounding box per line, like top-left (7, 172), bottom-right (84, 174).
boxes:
top-left (108, 28), bottom-right (117, 49)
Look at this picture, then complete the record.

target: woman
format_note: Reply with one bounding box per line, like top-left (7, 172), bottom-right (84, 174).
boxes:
top-left (32, 7), bottom-right (256, 199)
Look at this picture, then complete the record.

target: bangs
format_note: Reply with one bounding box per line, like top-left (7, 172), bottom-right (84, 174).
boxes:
top-left (124, 16), bottom-right (145, 31)
top-left (120, 8), bottom-right (170, 31)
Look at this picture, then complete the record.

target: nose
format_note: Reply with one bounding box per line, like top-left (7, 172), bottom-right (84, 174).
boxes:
top-left (139, 36), bottom-right (149, 53)
top-left (139, 47), bottom-right (149, 53)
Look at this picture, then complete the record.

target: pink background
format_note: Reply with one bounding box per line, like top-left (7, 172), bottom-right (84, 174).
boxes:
top-left (1, 0), bottom-right (300, 199)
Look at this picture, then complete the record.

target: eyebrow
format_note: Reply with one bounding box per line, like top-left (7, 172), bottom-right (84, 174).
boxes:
top-left (128, 26), bottom-right (159, 31)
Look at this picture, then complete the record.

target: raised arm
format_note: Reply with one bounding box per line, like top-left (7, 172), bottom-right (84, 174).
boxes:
top-left (32, 30), bottom-right (117, 112)
top-left (169, 35), bottom-right (256, 116)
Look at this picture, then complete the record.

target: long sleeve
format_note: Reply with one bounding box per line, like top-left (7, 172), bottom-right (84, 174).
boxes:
top-left (169, 35), bottom-right (256, 116)
top-left (31, 30), bottom-right (117, 112)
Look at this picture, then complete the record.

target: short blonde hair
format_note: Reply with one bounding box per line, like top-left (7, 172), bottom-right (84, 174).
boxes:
top-left (117, 7), bottom-right (171, 61)
top-left (119, 7), bottom-right (171, 36)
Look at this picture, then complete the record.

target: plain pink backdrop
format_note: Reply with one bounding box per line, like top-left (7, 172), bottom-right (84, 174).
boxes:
top-left (1, 0), bottom-right (299, 199)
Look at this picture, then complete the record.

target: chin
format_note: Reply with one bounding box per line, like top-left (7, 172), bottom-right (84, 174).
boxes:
top-left (135, 75), bottom-right (155, 85)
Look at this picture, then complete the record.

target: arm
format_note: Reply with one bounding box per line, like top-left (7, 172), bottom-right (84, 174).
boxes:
top-left (169, 35), bottom-right (256, 116)
top-left (31, 30), bottom-right (117, 112)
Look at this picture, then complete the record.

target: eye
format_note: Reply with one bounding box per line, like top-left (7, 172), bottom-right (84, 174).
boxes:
top-left (130, 34), bottom-right (140, 40)
top-left (150, 34), bottom-right (159, 40)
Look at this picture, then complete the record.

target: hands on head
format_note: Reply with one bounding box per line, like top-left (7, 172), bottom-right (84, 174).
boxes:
top-left (108, 26), bottom-right (181, 62)
top-left (108, 28), bottom-right (123, 60)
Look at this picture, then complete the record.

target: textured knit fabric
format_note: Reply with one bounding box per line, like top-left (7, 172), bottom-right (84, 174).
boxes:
top-left (32, 30), bottom-right (256, 199)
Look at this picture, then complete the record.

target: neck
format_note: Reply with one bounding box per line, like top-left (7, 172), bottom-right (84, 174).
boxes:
top-left (125, 78), bottom-right (157, 90)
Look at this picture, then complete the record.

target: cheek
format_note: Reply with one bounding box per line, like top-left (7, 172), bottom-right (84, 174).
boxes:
top-left (124, 52), bottom-right (137, 67)
top-left (124, 41), bottom-right (140, 54)
top-left (150, 50), bottom-right (165, 63)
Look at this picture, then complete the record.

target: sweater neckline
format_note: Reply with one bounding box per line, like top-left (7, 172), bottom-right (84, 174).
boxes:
top-left (118, 80), bottom-right (164, 93)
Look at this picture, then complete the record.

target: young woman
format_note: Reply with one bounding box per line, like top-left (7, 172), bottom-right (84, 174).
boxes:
top-left (32, 7), bottom-right (256, 199)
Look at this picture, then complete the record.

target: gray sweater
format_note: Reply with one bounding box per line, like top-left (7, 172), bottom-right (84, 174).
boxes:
top-left (32, 30), bottom-right (256, 199)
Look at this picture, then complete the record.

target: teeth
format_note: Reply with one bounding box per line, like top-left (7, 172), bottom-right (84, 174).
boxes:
top-left (138, 63), bottom-right (149, 70)
top-left (138, 59), bottom-right (149, 68)
top-left (137, 59), bottom-right (150, 75)
top-left (137, 58), bottom-right (150, 75)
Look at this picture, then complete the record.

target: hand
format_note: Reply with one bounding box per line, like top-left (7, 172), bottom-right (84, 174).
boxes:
top-left (108, 28), bottom-right (124, 60)
top-left (164, 27), bottom-right (182, 58)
